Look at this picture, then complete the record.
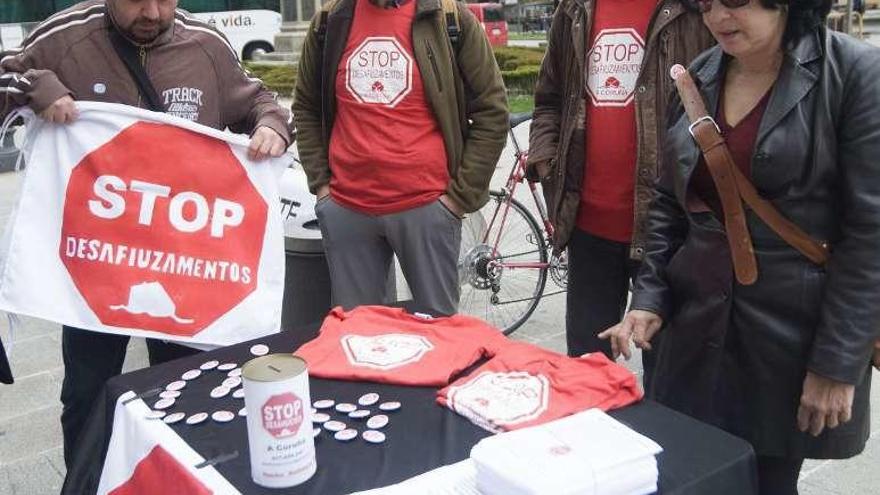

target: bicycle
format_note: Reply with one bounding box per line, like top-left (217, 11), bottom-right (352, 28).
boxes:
top-left (458, 111), bottom-right (568, 335)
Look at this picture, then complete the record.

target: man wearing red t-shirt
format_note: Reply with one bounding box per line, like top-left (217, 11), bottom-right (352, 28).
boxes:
top-left (527, 1), bottom-right (714, 382)
top-left (293, 0), bottom-right (507, 316)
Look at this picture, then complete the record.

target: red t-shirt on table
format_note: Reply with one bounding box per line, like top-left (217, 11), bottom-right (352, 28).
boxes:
top-left (294, 306), bottom-right (509, 387)
top-left (329, 0), bottom-right (449, 215)
top-left (437, 342), bottom-right (642, 432)
top-left (577, 0), bottom-right (658, 242)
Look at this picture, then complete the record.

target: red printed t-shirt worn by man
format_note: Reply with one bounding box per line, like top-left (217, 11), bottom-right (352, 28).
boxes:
top-left (295, 305), bottom-right (509, 386)
top-left (329, 0), bottom-right (450, 215)
top-left (578, 0), bottom-right (657, 242)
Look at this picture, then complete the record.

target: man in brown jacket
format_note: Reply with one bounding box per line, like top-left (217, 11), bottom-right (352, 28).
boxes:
top-left (293, 0), bottom-right (507, 317)
top-left (0, 0), bottom-right (290, 468)
top-left (527, 0), bottom-right (714, 383)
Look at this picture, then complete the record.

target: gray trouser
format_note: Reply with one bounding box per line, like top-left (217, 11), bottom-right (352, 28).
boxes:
top-left (314, 196), bottom-right (461, 316)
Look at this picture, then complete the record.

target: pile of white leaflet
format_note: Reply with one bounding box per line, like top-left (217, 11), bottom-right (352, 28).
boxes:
top-left (470, 409), bottom-right (662, 495)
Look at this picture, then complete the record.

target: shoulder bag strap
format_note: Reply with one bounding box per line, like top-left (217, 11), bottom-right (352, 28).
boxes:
top-left (108, 28), bottom-right (165, 113)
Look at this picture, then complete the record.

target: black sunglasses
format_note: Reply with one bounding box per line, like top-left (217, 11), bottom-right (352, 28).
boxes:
top-left (692, 0), bottom-right (751, 13)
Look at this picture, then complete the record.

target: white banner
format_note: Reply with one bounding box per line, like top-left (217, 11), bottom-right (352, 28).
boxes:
top-left (98, 391), bottom-right (241, 495)
top-left (0, 102), bottom-right (287, 347)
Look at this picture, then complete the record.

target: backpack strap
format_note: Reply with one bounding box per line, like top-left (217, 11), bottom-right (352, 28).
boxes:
top-left (440, 0), bottom-right (461, 52)
top-left (315, 0), bottom-right (341, 46)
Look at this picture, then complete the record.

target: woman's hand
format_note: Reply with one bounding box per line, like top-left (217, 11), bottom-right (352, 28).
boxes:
top-left (598, 310), bottom-right (663, 360)
top-left (797, 371), bottom-right (855, 437)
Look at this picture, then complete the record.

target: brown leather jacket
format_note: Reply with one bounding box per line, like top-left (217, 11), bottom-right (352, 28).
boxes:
top-left (527, 0), bottom-right (714, 258)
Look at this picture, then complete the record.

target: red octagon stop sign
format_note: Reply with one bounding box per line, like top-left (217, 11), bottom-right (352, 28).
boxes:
top-left (261, 392), bottom-right (305, 438)
top-left (59, 122), bottom-right (268, 336)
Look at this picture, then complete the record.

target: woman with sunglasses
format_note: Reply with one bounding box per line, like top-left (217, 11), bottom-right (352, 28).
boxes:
top-left (600, 1), bottom-right (880, 493)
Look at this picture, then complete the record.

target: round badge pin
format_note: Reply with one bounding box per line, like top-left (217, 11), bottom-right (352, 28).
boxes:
top-left (334, 429), bottom-right (358, 442)
top-left (250, 344), bottom-right (270, 356)
top-left (217, 363), bottom-right (237, 371)
top-left (145, 410), bottom-right (166, 420)
top-left (160, 390), bottom-right (181, 400)
top-left (348, 409), bottom-right (370, 420)
top-left (153, 398), bottom-right (176, 410)
top-left (358, 393), bottom-right (380, 407)
top-left (233, 389), bottom-right (246, 399)
top-left (200, 360), bottom-right (220, 371)
top-left (367, 415), bottom-right (389, 430)
top-left (323, 420), bottom-right (347, 432)
top-left (164, 412), bottom-right (186, 424)
top-left (212, 410), bottom-right (235, 423)
top-left (363, 430), bottom-right (386, 444)
top-left (313, 427), bottom-right (322, 438)
top-left (378, 401), bottom-right (401, 412)
top-left (227, 368), bottom-right (242, 378)
top-left (313, 399), bottom-right (335, 409)
top-left (222, 377), bottom-right (242, 389)
top-left (186, 412), bottom-right (209, 425)
top-left (165, 380), bottom-right (186, 391)
top-left (335, 403), bottom-right (357, 414)
top-left (312, 412), bottom-right (331, 424)
top-left (210, 386), bottom-right (231, 399)
top-left (181, 369), bottom-right (202, 381)
top-left (238, 407), bottom-right (247, 417)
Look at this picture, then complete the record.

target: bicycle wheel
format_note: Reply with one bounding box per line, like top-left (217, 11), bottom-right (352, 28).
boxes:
top-left (459, 190), bottom-right (548, 335)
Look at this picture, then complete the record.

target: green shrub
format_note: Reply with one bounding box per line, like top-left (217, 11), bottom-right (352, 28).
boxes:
top-left (502, 66), bottom-right (541, 96)
top-left (493, 46), bottom-right (545, 71)
top-left (244, 62), bottom-right (297, 97)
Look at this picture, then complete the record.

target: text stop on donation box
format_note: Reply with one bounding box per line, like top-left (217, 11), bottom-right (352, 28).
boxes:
top-left (0, 102), bottom-right (287, 347)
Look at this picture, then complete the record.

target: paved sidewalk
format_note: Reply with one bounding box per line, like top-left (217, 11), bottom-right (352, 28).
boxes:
top-left (1, 127), bottom-right (878, 494)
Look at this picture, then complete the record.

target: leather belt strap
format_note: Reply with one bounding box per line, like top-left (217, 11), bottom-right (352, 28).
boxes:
top-left (670, 66), bottom-right (829, 285)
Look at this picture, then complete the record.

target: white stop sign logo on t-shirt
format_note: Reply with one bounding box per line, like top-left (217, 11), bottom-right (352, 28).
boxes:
top-left (586, 28), bottom-right (646, 107)
top-left (346, 36), bottom-right (414, 108)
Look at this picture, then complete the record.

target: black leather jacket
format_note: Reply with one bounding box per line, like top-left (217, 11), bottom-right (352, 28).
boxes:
top-left (631, 27), bottom-right (880, 458)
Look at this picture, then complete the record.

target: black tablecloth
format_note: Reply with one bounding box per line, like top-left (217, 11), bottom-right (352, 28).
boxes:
top-left (63, 325), bottom-right (757, 495)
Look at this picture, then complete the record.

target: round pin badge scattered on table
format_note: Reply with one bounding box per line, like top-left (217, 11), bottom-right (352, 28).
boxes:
top-left (335, 403), bottom-right (357, 414)
top-left (313, 427), bottom-right (322, 438)
top-left (250, 344), bottom-right (270, 356)
top-left (238, 407), bottom-right (247, 417)
top-left (166, 380), bottom-right (186, 391)
top-left (233, 389), bottom-right (245, 399)
top-left (200, 360), bottom-right (220, 371)
top-left (186, 412), bottom-right (209, 425)
top-left (378, 401), bottom-right (401, 412)
top-left (212, 410), bottom-right (235, 423)
top-left (222, 377), bottom-right (242, 389)
top-left (164, 412), bottom-right (186, 424)
top-left (314, 399), bottom-right (335, 409)
top-left (334, 429), bottom-right (358, 442)
top-left (217, 363), bottom-right (238, 371)
top-left (210, 386), bottom-right (231, 399)
top-left (363, 430), bottom-right (386, 444)
top-left (312, 412), bottom-right (331, 424)
top-left (358, 393), bottom-right (380, 407)
top-left (323, 420), bottom-right (347, 432)
top-left (144, 410), bottom-right (166, 420)
top-left (160, 390), bottom-right (181, 400)
top-left (348, 409), bottom-right (370, 420)
top-left (181, 369), bottom-right (202, 381)
top-left (367, 415), bottom-right (389, 430)
top-left (153, 398), bottom-right (176, 410)
top-left (227, 368), bottom-right (242, 378)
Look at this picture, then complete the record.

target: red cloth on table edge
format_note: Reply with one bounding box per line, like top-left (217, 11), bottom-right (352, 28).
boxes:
top-left (108, 445), bottom-right (212, 495)
top-left (437, 341), bottom-right (642, 432)
top-left (294, 305), bottom-right (509, 387)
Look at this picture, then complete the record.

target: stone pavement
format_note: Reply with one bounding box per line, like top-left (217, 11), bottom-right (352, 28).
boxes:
top-left (0, 126), bottom-right (878, 494)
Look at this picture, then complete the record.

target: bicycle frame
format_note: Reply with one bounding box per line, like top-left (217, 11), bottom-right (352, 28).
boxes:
top-left (481, 125), bottom-right (555, 270)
